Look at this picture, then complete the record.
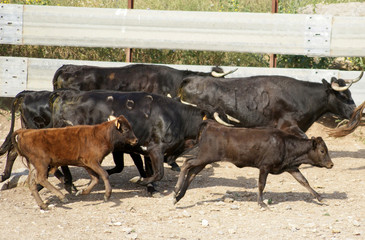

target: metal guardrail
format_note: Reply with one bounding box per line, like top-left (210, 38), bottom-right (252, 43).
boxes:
top-left (1, 4), bottom-right (365, 56)
top-left (0, 57), bottom-right (364, 106)
top-left (0, 5), bottom-right (364, 104)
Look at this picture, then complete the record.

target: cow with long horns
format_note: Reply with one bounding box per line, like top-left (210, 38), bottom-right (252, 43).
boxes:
top-left (53, 64), bottom-right (236, 98)
top-left (178, 72), bottom-right (363, 138)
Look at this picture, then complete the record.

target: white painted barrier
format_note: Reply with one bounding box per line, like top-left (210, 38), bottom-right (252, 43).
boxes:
top-left (1, 4), bottom-right (365, 56)
top-left (0, 57), bottom-right (363, 105)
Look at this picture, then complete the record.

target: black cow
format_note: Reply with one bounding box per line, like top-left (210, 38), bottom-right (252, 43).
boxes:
top-left (49, 90), bottom-right (205, 186)
top-left (52, 64), bottom-right (235, 98)
top-left (174, 120), bottom-right (334, 207)
top-left (52, 64), bottom-right (234, 172)
top-left (178, 72), bottom-right (363, 138)
top-left (0, 91), bottom-right (54, 182)
top-left (0, 91), bottom-right (140, 192)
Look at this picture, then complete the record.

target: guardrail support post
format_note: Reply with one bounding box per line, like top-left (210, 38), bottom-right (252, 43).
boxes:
top-left (125, 0), bottom-right (134, 62)
top-left (270, 0), bottom-right (278, 68)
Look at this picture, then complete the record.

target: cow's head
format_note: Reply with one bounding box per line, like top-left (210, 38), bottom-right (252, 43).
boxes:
top-left (178, 76), bottom-right (208, 106)
top-left (109, 115), bottom-right (138, 146)
top-left (309, 137), bottom-right (333, 169)
top-left (322, 71), bottom-right (363, 119)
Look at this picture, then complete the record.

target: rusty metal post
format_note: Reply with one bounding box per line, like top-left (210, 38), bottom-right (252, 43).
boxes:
top-left (127, 0), bottom-right (134, 8)
top-left (270, 0), bottom-right (278, 68)
top-left (125, 0), bottom-right (134, 62)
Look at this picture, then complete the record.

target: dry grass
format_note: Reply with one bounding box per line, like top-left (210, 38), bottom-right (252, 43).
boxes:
top-left (0, 0), bottom-right (363, 68)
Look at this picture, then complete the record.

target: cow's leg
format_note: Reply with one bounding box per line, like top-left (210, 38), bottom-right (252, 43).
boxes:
top-left (174, 158), bottom-right (197, 197)
top-left (174, 160), bottom-right (192, 198)
top-left (60, 166), bottom-right (77, 193)
top-left (107, 151), bottom-right (124, 175)
top-left (87, 162), bottom-right (112, 201)
top-left (0, 147), bottom-right (17, 182)
top-left (288, 169), bottom-right (322, 202)
top-left (131, 156), bottom-right (158, 196)
top-left (136, 149), bottom-right (164, 186)
top-left (130, 153), bottom-right (146, 178)
top-left (129, 155), bottom-right (160, 196)
top-left (165, 156), bottom-right (180, 172)
top-left (76, 167), bottom-right (99, 196)
top-left (258, 169), bottom-right (269, 208)
top-left (144, 156), bottom-right (153, 177)
top-left (28, 164), bottom-right (47, 210)
top-left (36, 163), bottom-right (68, 204)
top-left (175, 164), bottom-right (206, 202)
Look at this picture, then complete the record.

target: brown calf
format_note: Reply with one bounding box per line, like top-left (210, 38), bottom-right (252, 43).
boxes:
top-left (12, 115), bottom-right (138, 209)
top-left (174, 120), bottom-right (334, 207)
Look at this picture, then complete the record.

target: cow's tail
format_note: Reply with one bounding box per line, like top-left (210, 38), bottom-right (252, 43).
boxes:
top-left (0, 92), bottom-right (26, 156)
top-left (328, 101), bottom-right (365, 137)
top-left (11, 130), bottom-right (29, 168)
top-left (52, 65), bottom-right (67, 90)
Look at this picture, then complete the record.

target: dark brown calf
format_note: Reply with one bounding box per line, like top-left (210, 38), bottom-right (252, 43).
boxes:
top-left (12, 115), bottom-right (138, 209)
top-left (174, 120), bottom-right (334, 207)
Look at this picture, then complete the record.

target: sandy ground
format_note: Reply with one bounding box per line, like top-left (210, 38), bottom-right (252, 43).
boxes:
top-left (0, 109), bottom-right (364, 240)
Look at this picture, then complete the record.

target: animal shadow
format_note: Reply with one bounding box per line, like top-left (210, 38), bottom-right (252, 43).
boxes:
top-left (194, 190), bottom-right (347, 207)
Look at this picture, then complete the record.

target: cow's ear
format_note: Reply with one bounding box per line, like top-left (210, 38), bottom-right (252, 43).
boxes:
top-left (126, 99), bottom-right (134, 110)
top-left (142, 95), bottom-right (153, 118)
top-left (115, 119), bottom-right (121, 130)
top-left (311, 137), bottom-right (317, 149)
top-left (322, 79), bottom-right (331, 90)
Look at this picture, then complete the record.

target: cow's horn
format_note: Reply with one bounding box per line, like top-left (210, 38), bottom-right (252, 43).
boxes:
top-left (213, 112), bottom-right (234, 127)
top-left (226, 114), bottom-right (240, 123)
top-left (180, 99), bottom-right (198, 107)
top-left (211, 68), bottom-right (238, 78)
top-left (331, 81), bottom-right (353, 92)
top-left (108, 115), bottom-right (117, 121)
top-left (344, 71), bottom-right (363, 84)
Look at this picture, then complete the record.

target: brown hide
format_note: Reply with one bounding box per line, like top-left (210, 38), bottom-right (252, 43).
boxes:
top-left (174, 120), bottom-right (333, 207)
top-left (12, 115), bottom-right (137, 209)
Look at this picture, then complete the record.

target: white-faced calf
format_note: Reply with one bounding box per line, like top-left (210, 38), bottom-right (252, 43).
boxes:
top-left (174, 120), bottom-right (334, 207)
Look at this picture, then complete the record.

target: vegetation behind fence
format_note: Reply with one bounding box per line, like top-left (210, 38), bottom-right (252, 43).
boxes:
top-left (0, 0), bottom-right (364, 70)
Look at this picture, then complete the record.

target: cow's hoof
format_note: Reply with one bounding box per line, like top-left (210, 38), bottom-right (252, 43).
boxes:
top-left (60, 197), bottom-right (69, 203)
top-left (169, 162), bottom-right (181, 172)
top-left (75, 190), bottom-right (83, 196)
top-left (130, 176), bottom-right (149, 186)
top-left (104, 195), bottom-right (110, 202)
top-left (40, 203), bottom-right (48, 210)
top-left (65, 183), bottom-right (78, 194)
top-left (129, 176), bottom-right (142, 184)
top-left (258, 201), bottom-right (268, 209)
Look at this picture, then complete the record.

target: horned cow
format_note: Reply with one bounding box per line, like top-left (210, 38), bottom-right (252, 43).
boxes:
top-left (178, 72), bottom-right (363, 138)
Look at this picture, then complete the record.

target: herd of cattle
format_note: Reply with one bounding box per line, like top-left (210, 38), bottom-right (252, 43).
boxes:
top-left (0, 63), bottom-right (363, 210)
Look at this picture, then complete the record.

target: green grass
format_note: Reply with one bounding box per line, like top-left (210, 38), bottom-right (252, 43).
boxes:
top-left (0, 0), bottom-right (364, 68)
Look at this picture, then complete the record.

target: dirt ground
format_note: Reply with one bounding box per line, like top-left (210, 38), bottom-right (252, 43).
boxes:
top-left (0, 109), bottom-right (364, 240)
